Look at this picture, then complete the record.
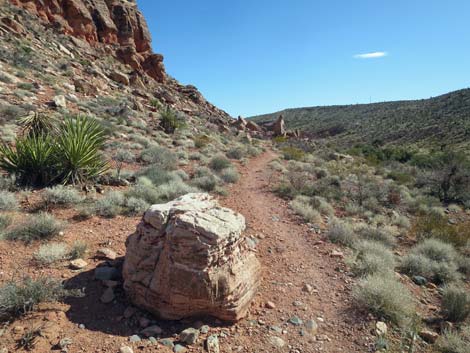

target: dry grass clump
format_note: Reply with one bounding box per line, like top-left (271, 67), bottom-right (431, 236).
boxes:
top-left (327, 219), bottom-right (357, 247)
top-left (34, 242), bottom-right (69, 265)
top-left (441, 285), bottom-right (470, 322)
top-left (0, 190), bottom-right (18, 210)
top-left (219, 168), bottom-right (240, 183)
top-left (0, 214), bottom-right (12, 231)
top-left (357, 225), bottom-right (396, 248)
top-left (290, 195), bottom-right (322, 223)
top-left (209, 154), bottom-right (232, 171)
top-left (140, 146), bottom-right (177, 170)
top-left (436, 327), bottom-right (470, 353)
top-left (350, 240), bottom-right (396, 277)
top-left (94, 191), bottom-right (125, 218)
top-left (42, 185), bottom-right (84, 207)
top-left (3, 213), bottom-right (64, 243)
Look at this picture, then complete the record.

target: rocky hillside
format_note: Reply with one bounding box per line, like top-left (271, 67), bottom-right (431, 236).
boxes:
top-left (1, 0), bottom-right (231, 127)
top-left (251, 89), bottom-right (470, 150)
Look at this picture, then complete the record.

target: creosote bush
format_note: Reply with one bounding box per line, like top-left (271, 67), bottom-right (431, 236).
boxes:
top-left (94, 191), bottom-right (125, 218)
top-left (353, 273), bottom-right (415, 326)
top-left (4, 213), bottom-right (64, 243)
top-left (226, 147), bottom-right (245, 160)
top-left (441, 285), bottom-right (470, 322)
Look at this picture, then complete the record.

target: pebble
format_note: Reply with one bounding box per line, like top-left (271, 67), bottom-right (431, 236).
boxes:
top-left (302, 284), bottom-right (313, 293)
top-left (173, 344), bottom-right (187, 353)
top-left (149, 337), bottom-right (158, 345)
top-left (305, 319), bottom-right (318, 335)
top-left (69, 259), bottom-right (87, 270)
top-left (268, 336), bottom-right (286, 348)
top-left (288, 316), bottom-right (303, 326)
top-left (412, 275), bottom-right (427, 286)
top-left (160, 338), bottom-right (174, 348)
top-left (141, 325), bottom-right (163, 337)
top-left (179, 327), bottom-right (200, 344)
top-left (119, 347), bottom-right (133, 353)
top-left (129, 335), bottom-right (141, 343)
top-left (200, 325), bottom-right (210, 334)
top-left (419, 329), bottom-right (439, 343)
top-left (375, 321), bottom-right (387, 336)
top-left (78, 324), bottom-right (85, 329)
top-left (265, 301), bottom-right (276, 309)
top-left (331, 250), bottom-right (344, 258)
top-left (96, 248), bottom-right (117, 260)
top-left (206, 335), bottom-right (220, 353)
top-left (59, 338), bottom-right (73, 350)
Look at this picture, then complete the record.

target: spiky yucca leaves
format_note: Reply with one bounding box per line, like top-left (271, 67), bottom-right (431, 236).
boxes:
top-left (0, 133), bottom-right (57, 186)
top-left (160, 108), bottom-right (182, 134)
top-left (18, 112), bottom-right (59, 137)
top-left (56, 116), bottom-right (109, 184)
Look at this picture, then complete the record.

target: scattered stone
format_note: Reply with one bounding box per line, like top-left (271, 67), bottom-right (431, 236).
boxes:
top-left (331, 250), bottom-right (344, 258)
top-left (292, 300), bottom-right (303, 307)
top-left (149, 337), bottom-right (157, 345)
top-left (97, 248), bottom-right (117, 260)
top-left (129, 335), bottom-right (141, 343)
top-left (302, 284), bottom-right (313, 293)
top-left (109, 71), bottom-right (130, 85)
top-left (270, 326), bottom-right (282, 334)
top-left (69, 259), bottom-right (87, 270)
top-left (200, 325), bottom-right (210, 334)
top-left (412, 276), bottom-right (427, 286)
top-left (375, 321), bottom-right (387, 336)
top-left (205, 335), bottom-right (219, 353)
top-left (160, 338), bottom-right (174, 349)
top-left (100, 287), bottom-right (115, 304)
top-left (78, 324), bottom-right (85, 329)
top-left (305, 319), bottom-right (318, 335)
top-left (288, 316), bottom-right (303, 326)
top-left (59, 337), bottom-right (73, 350)
top-left (95, 267), bottom-right (119, 281)
top-left (120, 347), bottom-right (133, 353)
top-left (12, 326), bottom-right (24, 334)
top-left (265, 301), bottom-right (276, 309)
top-left (179, 328), bottom-right (200, 345)
top-left (419, 330), bottom-right (439, 343)
top-left (268, 336), bottom-right (286, 348)
top-left (53, 95), bottom-right (67, 108)
top-left (141, 325), bottom-right (163, 337)
top-left (123, 193), bottom-right (260, 321)
top-left (173, 344), bottom-right (187, 353)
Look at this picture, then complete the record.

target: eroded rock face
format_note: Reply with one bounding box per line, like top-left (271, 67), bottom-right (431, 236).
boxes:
top-left (273, 115), bottom-right (286, 137)
top-left (9, 0), bottom-right (165, 82)
top-left (123, 193), bottom-right (260, 322)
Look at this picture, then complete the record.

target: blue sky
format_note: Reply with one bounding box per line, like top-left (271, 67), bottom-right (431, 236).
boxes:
top-left (137, 0), bottom-right (470, 117)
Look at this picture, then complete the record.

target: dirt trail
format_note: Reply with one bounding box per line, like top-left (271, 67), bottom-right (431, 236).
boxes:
top-left (221, 150), bottom-right (372, 352)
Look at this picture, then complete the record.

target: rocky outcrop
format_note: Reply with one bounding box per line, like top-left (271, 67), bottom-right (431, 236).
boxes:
top-left (9, 0), bottom-right (166, 82)
top-left (123, 193), bottom-right (260, 322)
top-left (273, 115), bottom-right (286, 137)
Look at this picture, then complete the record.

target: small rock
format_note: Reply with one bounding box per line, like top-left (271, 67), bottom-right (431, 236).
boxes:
top-left (419, 329), bottom-right (439, 343)
top-left (96, 248), bottom-right (117, 260)
top-left (302, 284), bottom-right (313, 293)
top-left (412, 276), bottom-right (427, 286)
top-left (53, 95), bottom-right (67, 108)
top-left (100, 287), bottom-right (115, 304)
top-left (305, 319), bottom-right (318, 335)
top-left (205, 335), bottom-right (219, 353)
top-left (331, 250), bottom-right (344, 258)
top-left (265, 301), bottom-right (276, 309)
top-left (129, 335), bottom-right (141, 343)
top-left (375, 321), bottom-right (387, 336)
top-left (12, 326), bottom-right (24, 334)
top-left (292, 300), bottom-right (303, 307)
top-left (59, 337), bottom-right (73, 350)
top-left (200, 325), bottom-right (210, 334)
top-left (179, 328), bottom-right (199, 345)
top-left (173, 344), bottom-right (187, 353)
top-left (141, 325), bottom-right (163, 337)
top-left (149, 337), bottom-right (157, 345)
top-left (78, 324), bottom-right (85, 329)
top-left (288, 316), bottom-right (303, 326)
top-left (120, 347), bottom-right (133, 353)
top-left (95, 267), bottom-right (119, 281)
top-left (69, 259), bottom-right (87, 270)
top-left (268, 336), bottom-right (285, 348)
top-left (160, 338), bottom-right (174, 349)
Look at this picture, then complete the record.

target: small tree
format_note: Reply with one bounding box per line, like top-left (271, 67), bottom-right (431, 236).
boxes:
top-left (159, 108), bottom-right (182, 134)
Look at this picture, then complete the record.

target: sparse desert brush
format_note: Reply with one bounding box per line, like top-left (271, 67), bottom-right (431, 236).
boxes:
top-left (281, 146), bottom-right (305, 161)
top-left (94, 191), bottom-right (125, 218)
top-left (193, 134), bottom-right (211, 148)
top-left (68, 241), bottom-right (87, 260)
top-left (125, 197), bottom-right (150, 215)
top-left (350, 240), bottom-right (396, 277)
top-left (191, 173), bottom-right (219, 192)
top-left (220, 168), bottom-right (240, 183)
top-left (42, 185), bottom-right (84, 207)
top-left (126, 177), bottom-right (161, 205)
top-left (140, 146), bottom-right (177, 170)
top-left (155, 179), bottom-right (199, 202)
top-left (137, 166), bottom-right (181, 186)
top-left (269, 160), bottom-right (286, 172)
top-left (436, 327), bottom-right (470, 353)
top-left (189, 152), bottom-right (202, 160)
top-left (246, 145), bottom-right (262, 157)
top-left (0, 214), bottom-right (12, 231)
top-left (290, 195), bottom-right (322, 223)
top-left (353, 273), bottom-right (415, 326)
top-left (226, 146), bottom-right (246, 160)
top-left (357, 225), bottom-right (396, 248)
top-left (400, 239), bottom-right (460, 283)
top-left (159, 107), bottom-right (183, 134)
top-left (0, 277), bottom-right (65, 321)
top-left (391, 214), bottom-right (411, 229)
top-left (209, 154), bottom-right (232, 171)
top-left (4, 213), bottom-right (64, 243)
top-left (411, 213), bottom-right (470, 247)
top-left (34, 242), bottom-right (68, 265)
top-left (112, 148), bottom-right (135, 179)
top-left (0, 191), bottom-right (18, 210)
top-left (441, 285), bottom-right (470, 322)
top-left (310, 196), bottom-right (335, 216)
top-left (327, 219), bottom-right (357, 247)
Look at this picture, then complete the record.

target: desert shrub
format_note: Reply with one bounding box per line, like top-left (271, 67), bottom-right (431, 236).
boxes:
top-left (0, 214), bottom-right (12, 231)
top-left (34, 242), bottom-right (68, 265)
top-left (357, 225), bottom-right (396, 248)
top-left (290, 196), bottom-right (322, 223)
top-left (42, 185), bottom-right (84, 206)
top-left (68, 241), bottom-right (87, 260)
top-left (220, 168), bottom-right (240, 183)
top-left (350, 241), bottom-right (396, 277)
top-left (194, 134), bottom-right (211, 148)
top-left (281, 146), bottom-right (305, 161)
top-left (191, 174), bottom-right (219, 192)
top-left (126, 178), bottom-right (161, 205)
top-left (310, 196), bottom-right (335, 216)
top-left (412, 213), bottom-right (470, 247)
top-left (94, 191), bottom-right (125, 218)
top-left (113, 149), bottom-right (134, 179)
top-left (0, 191), bottom-right (18, 210)
top-left (0, 277), bottom-right (65, 321)
top-left (140, 146), bottom-right (177, 170)
top-left (226, 147), bottom-right (245, 160)
top-left (327, 219), bottom-right (357, 247)
top-left (125, 197), bottom-right (150, 215)
top-left (209, 155), bottom-right (231, 171)
top-left (353, 273), bottom-right (415, 326)
top-left (156, 180), bottom-right (199, 202)
top-left (400, 239), bottom-right (460, 283)
top-left (159, 108), bottom-right (183, 134)
top-left (137, 166), bottom-right (178, 186)
top-left (436, 328), bottom-right (470, 353)
top-left (441, 286), bottom-right (470, 322)
top-left (4, 213), bottom-right (64, 243)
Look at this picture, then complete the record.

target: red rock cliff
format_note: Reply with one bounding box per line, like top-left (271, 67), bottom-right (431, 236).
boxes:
top-left (9, 0), bottom-right (165, 82)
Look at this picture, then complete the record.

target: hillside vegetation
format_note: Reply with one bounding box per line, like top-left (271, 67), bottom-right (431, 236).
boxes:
top-left (252, 89), bottom-right (470, 150)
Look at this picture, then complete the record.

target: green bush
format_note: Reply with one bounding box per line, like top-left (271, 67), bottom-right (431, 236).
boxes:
top-left (125, 197), bottom-right (150, 215)
top-left (209, 154), bottom-right (232, 171)
top-left (400, 239), bottom-right (460, 283)
top-left (160, 108), bottom-right (183, 134)
top-left (34, 242), bottom-right (68, 265)
top-left (94, 191), bottom-right (125, 218)
top-left (42, 185), bottom-right (84, 206)
top-left (155, 180), bottom-right (199, 202)
top-left (350, 241), bottom-right (396, 277)
top-left (191, 174), bottom-right (219, 192)
top-left (0, 191), bottom-right (18, 210)
top-left (310, 196), bottom-right (335, 216)
top-left (226, 147), bottom-right (245, 160)
top-left (357, 225), bottom-right (396, 248)
top-left (4, 213), bottom-right (64, 243)
top-left (0, 277), bottom-right (65, 321)
top-left (193, 134), bottom-right (211, 148)
top-left (281, 146), bottom-right (305, 161)
top-left (353, 273), bottom-right (415, 326)
top-left (327, 219), bottom-right (357, 247)
top-left (220, 168), bottom-right (240, 183)
top-left (0, 214), bottom-right (12, 231)
top-left (140, 146), bottom-right (177, 170)
top-left (441, 286), bottom-right (470, 322)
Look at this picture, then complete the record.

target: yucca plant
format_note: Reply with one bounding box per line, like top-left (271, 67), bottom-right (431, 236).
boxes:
top-left (0, 133), bottom-right (57, 186)
top-left (160, 108), bottom-right (183, 134)
top-left (18, 112), bottom-right (59, 137)
top-left (55, 116), bottom-right (109, 184)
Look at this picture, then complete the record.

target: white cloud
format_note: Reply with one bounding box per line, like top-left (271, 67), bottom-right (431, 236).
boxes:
top-left (354, 51), bottom-right (388, 59)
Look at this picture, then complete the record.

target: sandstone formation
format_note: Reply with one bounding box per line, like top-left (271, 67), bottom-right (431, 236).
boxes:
top-left (123, 193), bottom-right (260, 322)
top-left (9, 0), bottom-right (166, 82)
top-left (273, 114), bottom-right (286, 137)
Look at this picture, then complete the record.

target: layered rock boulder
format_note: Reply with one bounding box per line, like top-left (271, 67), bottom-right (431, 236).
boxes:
top-left (123, 193), bottom-right (261, 322)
